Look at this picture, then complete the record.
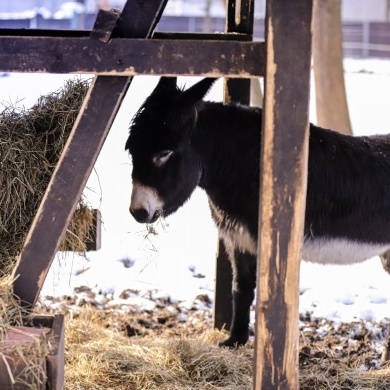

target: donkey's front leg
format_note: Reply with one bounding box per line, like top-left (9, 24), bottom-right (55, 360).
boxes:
top-left (219, 249), bottom-right (257, 348)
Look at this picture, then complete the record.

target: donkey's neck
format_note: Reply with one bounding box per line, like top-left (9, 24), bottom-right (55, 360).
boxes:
top-left (194, 102), bottom-right (261, 237)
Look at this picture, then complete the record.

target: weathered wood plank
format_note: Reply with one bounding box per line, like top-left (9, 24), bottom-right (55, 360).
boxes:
top-left (0, 37), bottom-right (264, 77)
top-left (0, 29), bottom-right (251, 41)
top-left (85, 209), bottom-right (102, 251)
top-left (12, 0), bottom-right (168, 308)
top-left (253, 0), bottom-right (313, 389)
top-left (224, 78), bottom-right (251, 105)
top-left (226, 0), bottom-right (254, 35)
top-left (153, 31), bottom-right (252, 41)
top-left (115, 0), bottom-right (168, 38)
top-left (0, 28), bottom-right (90, 37)
top-left (90, 9), bottom-right (121, 43)
top-left (30, 315), bottom-right (65, 390)
top-left (46, 315), bottom-right (65, 390)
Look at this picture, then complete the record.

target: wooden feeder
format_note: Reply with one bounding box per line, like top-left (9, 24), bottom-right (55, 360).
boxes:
top-left (0, 315), bottom-right (64, 390)
top-left (2, 0), bottom-right (313, 388)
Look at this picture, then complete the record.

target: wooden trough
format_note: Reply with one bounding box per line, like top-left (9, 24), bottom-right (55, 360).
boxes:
top-left (1, 0), bottom-right (313, 388)
top-left (0, 315), bottom-right (64, 390)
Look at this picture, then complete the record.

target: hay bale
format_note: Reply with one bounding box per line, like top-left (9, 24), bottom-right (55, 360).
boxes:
top-left (0, 78), bottom-right (94, 272)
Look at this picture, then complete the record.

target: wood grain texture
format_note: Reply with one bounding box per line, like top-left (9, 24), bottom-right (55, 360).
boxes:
top-left (46, 315), bottom-right (65, 390)
top-left (115, 0), bottom-right (168, 38)
top-left (90, 9), bottom-right (120, 43)
top-left (253, 0), bottom-right (313, 389)
top-left (0, 37), bottom-right (265, 77)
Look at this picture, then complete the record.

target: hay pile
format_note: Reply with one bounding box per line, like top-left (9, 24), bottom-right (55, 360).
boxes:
top-left (0, 78), bottom-right (94, 272)
top-left (299, 358), bottom-right (390, 389)
top-left (64, 309), bottom-right (253, 390)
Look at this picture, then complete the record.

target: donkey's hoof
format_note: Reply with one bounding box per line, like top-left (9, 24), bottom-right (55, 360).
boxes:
top-left (218, 335), bottom-right (247, 349)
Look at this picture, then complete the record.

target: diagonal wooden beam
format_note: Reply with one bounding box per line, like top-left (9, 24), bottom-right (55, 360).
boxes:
top-left (115, 0), bottom-right (168, 38)
top-left (12, 0), bottom-right (168, 308)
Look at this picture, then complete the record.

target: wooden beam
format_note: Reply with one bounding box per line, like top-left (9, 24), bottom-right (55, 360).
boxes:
top-left (85, 209), bottom-right (102, 252)
top-left (12, 0), bottom-right (168, 308)
top-left (253, 0), bottom-right (313, 389)
top-left (90, 9), bottom-right (121, 43)
top-left (115, 0), bottom-right (168, 38)
top-left (0, 29), bottom-right (252, 41)
top-left (226, 0), bottom-right (254, 35)
top-left (214, 0), bottom-right (255, 331)
top-left (30, 315), bottom-right (65, 390)
top-left (0, 37), bottom-right (264, 77)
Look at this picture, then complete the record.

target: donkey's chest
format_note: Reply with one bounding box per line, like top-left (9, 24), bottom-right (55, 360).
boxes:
top-left (208, 198), bottom-right (257, 254)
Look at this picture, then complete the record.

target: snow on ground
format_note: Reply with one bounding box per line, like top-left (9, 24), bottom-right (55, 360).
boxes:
top-left (2, 58), bottom-right (390, 324)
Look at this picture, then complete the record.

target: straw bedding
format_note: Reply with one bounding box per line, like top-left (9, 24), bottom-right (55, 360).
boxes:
top-left (38, 288), bottom-right (390, 389)
top-left (62, 307), bottom-right (390, 390)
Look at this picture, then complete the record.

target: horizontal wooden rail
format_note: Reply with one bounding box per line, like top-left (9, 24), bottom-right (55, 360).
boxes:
top-left (0, 37), bottom-right (264, 77)
top-left (0, 29), bottom-right (252, 41)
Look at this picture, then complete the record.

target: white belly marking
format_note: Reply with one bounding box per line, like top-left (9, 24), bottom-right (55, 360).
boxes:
top-left (302, 238), bottom-right (390, 265)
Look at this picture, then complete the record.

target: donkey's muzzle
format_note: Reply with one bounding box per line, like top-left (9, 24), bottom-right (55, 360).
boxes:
top-left (130, 207), bottom-right (150, 223)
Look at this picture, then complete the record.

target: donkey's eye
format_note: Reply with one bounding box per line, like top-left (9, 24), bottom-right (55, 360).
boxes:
top-left (153, 150), bottom-right (173, 167)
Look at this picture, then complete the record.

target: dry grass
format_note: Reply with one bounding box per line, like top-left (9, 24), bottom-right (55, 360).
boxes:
top-left (60, 200), bottom-right (95, 253)
top-left (300, 358), bottom-right (390, 389)
top-left (63, 307), bottom-right (390, 390)
top-left (4, 278), bottom-right (390, 389)
top-left (64, 310), bottom-right (253, 390)
top-left (0, 78), bottom-right (95, 272)
top-left (0, 274), bottom-right (26, 335)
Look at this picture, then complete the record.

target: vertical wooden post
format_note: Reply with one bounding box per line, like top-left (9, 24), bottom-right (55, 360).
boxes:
top-left (253, 1), bottom-right (313, 389)
top-left (214, 0), bottom-right (254, 330)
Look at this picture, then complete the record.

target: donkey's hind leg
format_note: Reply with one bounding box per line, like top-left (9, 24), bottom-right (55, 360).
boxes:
top-left (219, 246), bottom-right (257, 348)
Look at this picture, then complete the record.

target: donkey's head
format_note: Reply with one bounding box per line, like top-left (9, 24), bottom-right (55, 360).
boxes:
top-left (125, 77), bottom-right (216, 223)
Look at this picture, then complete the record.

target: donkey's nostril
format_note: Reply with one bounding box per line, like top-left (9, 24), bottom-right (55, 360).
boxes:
top-left (130, 208), bottom-right (150, 223)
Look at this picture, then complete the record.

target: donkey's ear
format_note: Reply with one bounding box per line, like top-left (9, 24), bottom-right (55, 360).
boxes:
top-left (178, 78), bottom-right (218, 106)
top-left (154, 77), bottom-right (177, 92)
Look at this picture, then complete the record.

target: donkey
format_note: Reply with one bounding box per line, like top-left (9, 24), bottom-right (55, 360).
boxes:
top-left (126, 77), bottom-right (390, 348)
